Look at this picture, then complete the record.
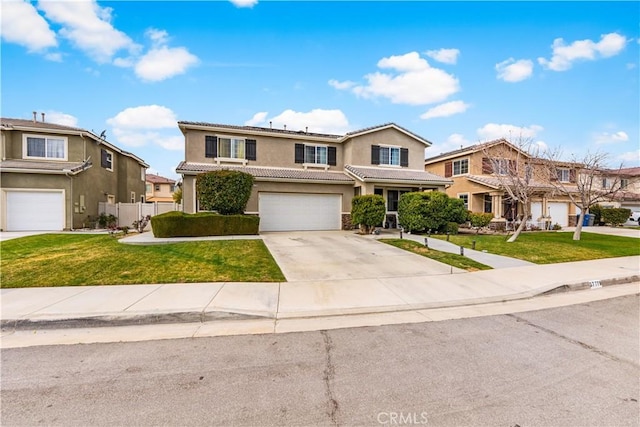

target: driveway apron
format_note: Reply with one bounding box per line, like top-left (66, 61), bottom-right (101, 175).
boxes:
top-left (260, 231), bottom-right (462, 282)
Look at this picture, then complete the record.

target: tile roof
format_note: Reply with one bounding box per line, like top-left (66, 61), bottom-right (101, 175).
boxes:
top-left (424, 139), bottom-right (510, 163)
top-left (178, 121), bottom-right (342, 139)
top-left (345, 122), bottom-right (433, 145)
top-left (0, 117), bottom-right (87, 132)
top-left (176, 162), bottom-right (354, 183)
top-left (146, 174), bottom-right (176, 184)
top-left (345, 165), bottom-right (452, 184)
top-left (0, 159), bottom-right (92, 174)
top-left (466, 174), bottom-right (578, 191)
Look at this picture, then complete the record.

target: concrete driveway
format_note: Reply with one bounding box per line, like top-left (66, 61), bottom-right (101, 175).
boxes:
top-left (261, 231), bottom-right (462, 282)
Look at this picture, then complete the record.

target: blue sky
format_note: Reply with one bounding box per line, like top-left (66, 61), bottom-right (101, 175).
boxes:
top-left (2, 1), bottom-right (638, 180)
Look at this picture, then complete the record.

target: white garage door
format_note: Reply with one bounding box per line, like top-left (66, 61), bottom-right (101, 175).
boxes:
top-left (6, 191), bottom-right (64, 231)
top-left (548, 202), bottom-right (569, 227)
top-left (259, 193), bottom-right (341, 232)
top-left (530, 202), bottom-right (543, 221)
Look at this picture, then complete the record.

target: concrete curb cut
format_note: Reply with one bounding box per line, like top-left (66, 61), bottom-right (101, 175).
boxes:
top-left (3, 276), bottom-right (637, 332)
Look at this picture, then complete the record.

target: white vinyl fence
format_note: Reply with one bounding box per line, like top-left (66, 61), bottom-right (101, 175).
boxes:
top-left (99, 202), bottom-right (181, 231)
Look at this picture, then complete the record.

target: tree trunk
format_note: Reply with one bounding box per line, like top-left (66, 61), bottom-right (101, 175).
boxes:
top-left (507, 217), bottom-right (527, 242)
top-left (573, 212), bottom-right (585, 241)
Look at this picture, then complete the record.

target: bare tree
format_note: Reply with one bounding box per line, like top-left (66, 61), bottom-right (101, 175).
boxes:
top-left (481, 137), bottom-right (543, 242)
top-left (543, 150), bottom-right (624, 240)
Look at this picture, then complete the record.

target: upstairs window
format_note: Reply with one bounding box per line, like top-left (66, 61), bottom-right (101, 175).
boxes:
top-left (205, 136), bottom-right (256, 161)
top-left (453, 159), bottom-right (469, 175)
top-left (295, 144), bottom-right (336, 165)
top-left (557, 168), bottom-right (571, 182)
top-left (23, 135), bottom-right (67, 160)
top-left (101, 149), bottom-right (113, 171)
top-left (458, 193), bottom-right (469, 209)
top-left (621, 179), bottom-right (628, 189)
top-left (371, 145), bottom-right (409, 167)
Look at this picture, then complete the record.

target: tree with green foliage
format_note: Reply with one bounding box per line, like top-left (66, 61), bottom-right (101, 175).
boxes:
top-left (172, 187), bottom-right (182, 204)
top-left (351, 195), bottom-right (386, 234)
top-left (196, 170), bottom-right (254, 215)
top-left (398, 191), bottom-right (467, 233)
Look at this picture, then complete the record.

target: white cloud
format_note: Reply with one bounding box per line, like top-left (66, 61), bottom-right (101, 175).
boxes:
top-left (420, 101), bottom-right (470, 120)
top-left (107, 105), bottom-right (183, 150)
top-left (1, 0), bottom-right (57, 52)
top-left (347, 52), bottom-right (460, 105)
top-left (230, 0), bottom-right (258, 7)
top-left (38, 0), bottom-right (137, 63)
top-left (538, 32), bottom-right (628, 71)
top-left (245, 112), bottom-right (269, 126)
top-left (246, 109), bottom-right (351, 135)
top-left (425, 48), bottom-right (460, 65)
top-left (617, 149), bottom-right (640, 165)
top-left (146, 28), bottom-right (169, 46)
top-left (594, 131), bottom-right (629, 144)
top-left (45, 111), bottom-right (79, 127)
top-left (495, 58), bottom-right (534, 82)
top-left (477, 123), bottom-right (544, 141)
top-left (134, 46), bottom-right (199, 82)
top-left (328, 79), bottom-right (357, 90)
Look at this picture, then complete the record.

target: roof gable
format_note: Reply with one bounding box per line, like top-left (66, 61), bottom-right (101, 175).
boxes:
top-left (344, 123), bottom-right (432, 146)
top-left (425, 138), bottom-right (530, 164)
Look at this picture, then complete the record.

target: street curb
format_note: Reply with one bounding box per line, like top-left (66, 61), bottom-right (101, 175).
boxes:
top-left (2, 276), bottom-right (638, 332)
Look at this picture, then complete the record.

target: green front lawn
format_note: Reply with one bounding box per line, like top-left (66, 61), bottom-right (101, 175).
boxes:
top-left (380, 239), bottom-right (492, 271)
top-left (0, 234), bottom-right (285, 288)
top-left (430, 231), bottom-right (640, 264)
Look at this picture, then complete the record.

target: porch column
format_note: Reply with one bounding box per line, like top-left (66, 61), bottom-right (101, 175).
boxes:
top-left (491, 193), bottom-right (503, 219)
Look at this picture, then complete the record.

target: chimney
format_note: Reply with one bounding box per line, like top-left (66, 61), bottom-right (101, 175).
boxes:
top-left (41, 112), bottom-right (45, 122)
top-left (33, 111), bottom-right (37, 122)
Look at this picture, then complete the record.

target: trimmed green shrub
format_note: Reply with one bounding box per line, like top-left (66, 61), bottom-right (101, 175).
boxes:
top-left (351, 195), bottom-right (386, 234)
top-left (469, 212), bottom-right (494, 230)
top-left (151, 211), bottom-right (259, 237)
top-left (590, 204), bottom-right (604, 225)
top-left (444, 222), bottom-right (459, 234)
top-left (397, 191), bottom-right (464, 233)
top-left (196, 170), bottom-right (254, 215)
top-left (600, 208), bottom-right (631, 227)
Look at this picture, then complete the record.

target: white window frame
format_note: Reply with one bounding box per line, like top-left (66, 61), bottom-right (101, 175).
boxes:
top-left (22, 134), bottom-right (68, 161)
top-left (453, 158), bottom-right (469, 176)
top-left (102, 149), bottom-right (114, 171)
top-left (494, 159), bottom-right (510, 175)
top-left (458, 193), bottom-right (470, 210)
top-left (130, 192), bottom-right (136, 203)
top-left (217, 136), bottom-right (246, 161)
top-left (379, 145), bottom-right (401, 167)
top-left (557, 168), bottom-right (570, 182)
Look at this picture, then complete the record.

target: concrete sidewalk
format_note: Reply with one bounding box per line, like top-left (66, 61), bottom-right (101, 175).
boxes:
top-left (2, 256), bottom-right (638, 331)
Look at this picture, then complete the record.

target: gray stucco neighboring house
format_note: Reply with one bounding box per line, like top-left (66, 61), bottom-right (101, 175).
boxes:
top-left (1, 115), bottom-right (148, 231)
top-left (176, 121), bottom-right (451, 231)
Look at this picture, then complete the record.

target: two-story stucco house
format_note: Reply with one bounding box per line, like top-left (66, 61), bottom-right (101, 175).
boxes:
top-left (145, 173), bottom-right (176, 203)
top-left (425, 139), bottom-right (580, 228)
top-left (176, 121), bottom-right (452, 231)
top-left (595, 167), bottom-right (640, 212)
top-left (1, 115), bottom-right (148, 231)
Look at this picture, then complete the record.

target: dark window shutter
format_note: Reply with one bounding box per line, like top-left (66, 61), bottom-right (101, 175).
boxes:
top-left (569, 169), bottom-right (576, 182)
top-left (371, 145), bottom-right (380, 165)
top-left (509, 160), bottom-right (517, 174)
top-left (327, 146), bottom-right (337, 166)
top-left (400, 148), bottom-right (409, 167)
top-left (245, 139), bottom-right (257, 161)
top-left (482, 157), bottom-right (492, 174)
top-left (294, 143), bottom-right (305, 163)
top-left (205, 136), bottom-right (217, 158)
top-left (101, 149), bottom-right (108, 168)
top-left (444, 161), bottom-right (452, 178)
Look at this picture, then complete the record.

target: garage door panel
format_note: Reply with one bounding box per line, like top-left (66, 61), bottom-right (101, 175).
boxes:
top-left (548, 202), bottom-right (569, 227)
top-left (6, 191), bottom-right (64, 231)
top-left (259, 193), bottom-right (340, 232)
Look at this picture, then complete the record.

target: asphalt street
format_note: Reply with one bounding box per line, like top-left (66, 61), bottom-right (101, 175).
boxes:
top-left (2, 295), bottom-right (638, 427)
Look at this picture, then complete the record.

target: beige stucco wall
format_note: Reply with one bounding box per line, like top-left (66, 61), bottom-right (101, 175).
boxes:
top-left (343, 127), bottom-right (427, 169)
top-left (1, 129), bottom-right (146, 229)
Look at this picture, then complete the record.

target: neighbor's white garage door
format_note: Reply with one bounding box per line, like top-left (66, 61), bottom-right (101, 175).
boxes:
top-left (259, 193), bottom-right (341, 231)
top-left (6, 191), bottom-right (64, 231)
top-left (548, 202), bottom-right (569, 227)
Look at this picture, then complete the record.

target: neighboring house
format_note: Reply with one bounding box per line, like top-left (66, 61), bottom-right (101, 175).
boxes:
top-left (595, 167), bottom-right (640, 212)
top-left (0, 115), bottom-right (148, 231)
top-left (176, 121), bottom-right (452, 231)
top-left (425, 139), bottom-right (580, 228)
top-left (145, 173), bottom-right (176, 202)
